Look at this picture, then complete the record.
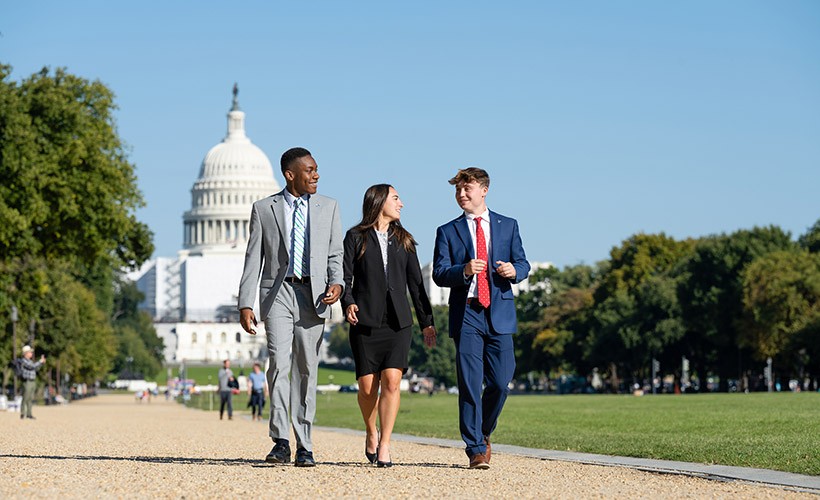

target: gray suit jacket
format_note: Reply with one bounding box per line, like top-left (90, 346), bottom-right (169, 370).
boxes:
top-left (237, 189), bottom-right (344, 320)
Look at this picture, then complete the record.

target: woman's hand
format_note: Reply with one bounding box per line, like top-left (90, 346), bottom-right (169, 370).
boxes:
top-left (346, 304), bottom-right (359, 325)
top-left (423, 326), bottom-right (437, 348)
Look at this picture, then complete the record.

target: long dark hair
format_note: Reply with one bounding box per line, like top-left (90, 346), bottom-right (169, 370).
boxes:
top-left (351, 184), bottom-right (417, 259)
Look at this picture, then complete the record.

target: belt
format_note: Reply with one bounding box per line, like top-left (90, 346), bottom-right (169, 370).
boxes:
top-left (284, 276), bottom-right (311, 284)
top-left (466, 297), bottom-right (486, 308)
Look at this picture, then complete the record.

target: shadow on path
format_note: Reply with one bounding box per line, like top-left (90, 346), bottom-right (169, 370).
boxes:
top-left (0, 454), bottom-right (261, 467)
top-left (0, 454), bottom-right (460, 470)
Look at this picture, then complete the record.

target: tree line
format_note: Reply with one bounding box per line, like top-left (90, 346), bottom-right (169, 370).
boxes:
top-left (0, 65), bottom-right (161, 390)
top-left (515, 223), bottom-right (820, 392)
top-left (329, 223), bottom-right (819, 393)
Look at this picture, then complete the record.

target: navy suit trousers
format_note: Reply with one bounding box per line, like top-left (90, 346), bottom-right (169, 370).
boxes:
top-left (454, 301), bottom-right (515, 456)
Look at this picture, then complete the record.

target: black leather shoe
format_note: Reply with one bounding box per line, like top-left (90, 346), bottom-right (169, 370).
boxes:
top-left (265, 439), bottom-right (291, 464)
top-left (295, 448), bottom-right (316, 467)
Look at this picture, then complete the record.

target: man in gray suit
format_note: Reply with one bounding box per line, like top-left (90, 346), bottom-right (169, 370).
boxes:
top-left (238, 147), bottom-right (344, 467)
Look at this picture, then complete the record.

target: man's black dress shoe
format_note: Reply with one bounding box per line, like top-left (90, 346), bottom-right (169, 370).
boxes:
top-left (295, 448), bottom-right (316, 467)
top-left (265, 439), bottom-right (291, 464)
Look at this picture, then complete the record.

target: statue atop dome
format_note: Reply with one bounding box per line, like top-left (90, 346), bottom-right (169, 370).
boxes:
top-left (231, 83), bottom-right (240, 111)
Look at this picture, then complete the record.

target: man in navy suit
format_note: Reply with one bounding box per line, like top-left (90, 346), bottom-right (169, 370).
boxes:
top-left (433, 167), bottom-right (530, 469)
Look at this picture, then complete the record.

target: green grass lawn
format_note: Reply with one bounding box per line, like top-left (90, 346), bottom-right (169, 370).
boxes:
top-left (153, 365), bottom-right (357, 386)
top-left (188, 390), bottom-right (820, 476)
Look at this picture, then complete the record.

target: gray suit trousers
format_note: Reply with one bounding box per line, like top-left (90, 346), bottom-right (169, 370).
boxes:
top-left (265, 281), bottom-right (325, 451)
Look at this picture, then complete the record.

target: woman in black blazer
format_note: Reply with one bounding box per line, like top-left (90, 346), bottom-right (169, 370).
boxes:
top-left (342, 184), bottom-right (437, 467)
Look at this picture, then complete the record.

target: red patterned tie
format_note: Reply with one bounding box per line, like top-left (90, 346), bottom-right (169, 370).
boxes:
top-left (475, 217), bottom-right (491, 308)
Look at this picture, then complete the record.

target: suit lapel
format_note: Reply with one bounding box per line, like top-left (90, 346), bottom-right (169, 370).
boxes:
top-left (308, 195), bottom-right (321, 254)
top-left (365, 229), bottom-right (389, 288)
top-left (489, 210), bottom-right (502, 262)
top-left (454, 215), bottom-right (474, 258)
top-left (387, 232), bottom-right (401, 284)
top-left (271, 190), bottom-right (287, 243)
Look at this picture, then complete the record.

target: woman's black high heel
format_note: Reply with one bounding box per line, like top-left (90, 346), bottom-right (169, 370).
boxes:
top-left (376, 451), bottom-right (392, 468)
top-left (365, 446), bottom-right (378, 465)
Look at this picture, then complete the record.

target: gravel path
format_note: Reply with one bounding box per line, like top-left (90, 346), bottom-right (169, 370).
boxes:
top-left (0, 394), bottom-right (812, 499)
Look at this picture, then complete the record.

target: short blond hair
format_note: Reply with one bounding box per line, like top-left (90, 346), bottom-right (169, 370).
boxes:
top-left (448, 167), bottom-right (490, 188)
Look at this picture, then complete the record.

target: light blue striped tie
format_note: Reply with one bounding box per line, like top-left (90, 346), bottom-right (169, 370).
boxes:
top-left (292, 199), bottom-right (306, 278)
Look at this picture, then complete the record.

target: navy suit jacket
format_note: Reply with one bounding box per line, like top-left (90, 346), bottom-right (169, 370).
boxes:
top-left (433, 211), bottom-right (530, 337)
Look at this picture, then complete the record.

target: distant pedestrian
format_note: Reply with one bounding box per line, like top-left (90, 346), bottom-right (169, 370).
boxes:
top-left (218, 359), bottom-right (234, 420)
top-left (18, 345), bottom-right (45, 420)
top-left (247, 362), bottom-right (267, 421)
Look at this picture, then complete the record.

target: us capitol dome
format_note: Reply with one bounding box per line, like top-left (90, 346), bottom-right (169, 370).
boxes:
top-left (131, 86), bottom-right (280, 364)
top-left (183, 85), bottom-right (279, 254)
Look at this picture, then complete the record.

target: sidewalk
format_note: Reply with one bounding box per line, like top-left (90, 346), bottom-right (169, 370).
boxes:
top-left (0, 394), bottom-right (815, 499)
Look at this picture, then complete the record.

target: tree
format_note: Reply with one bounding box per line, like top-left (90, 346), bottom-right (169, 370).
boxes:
top-left (327, 322), bottom-right (354, 362)
top-left (0, 65), bottom-right (155, 385)
top-left (408, 306), bottom-right (457, 387)
top-left (585, 233), bottom-right (694, 387)
top-left (0, 258), bottom-right (115, 384)
top-left (515, 263), bottom-right (601, 377)
top-left (596, 233), bottom-right (695, 300)
top-left (111, 278), bottom-right (164, 379)
top-left (677, 226), bottom-right (795, 389)
top-left (0, 64), bottom-right (153, 271)
top-left (799, 218), bottom-right (820, 254)
top-left (740, 250), bottom-right (820, 373)
top-left (530, 287), bottom-right (593, 375)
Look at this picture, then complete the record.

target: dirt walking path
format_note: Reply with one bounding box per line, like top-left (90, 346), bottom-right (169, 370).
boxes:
top-left (0, 394), bottom-right (811, 499)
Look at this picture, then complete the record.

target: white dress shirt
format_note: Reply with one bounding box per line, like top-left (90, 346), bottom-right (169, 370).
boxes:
top-left (283, 189), bottom-right (311, 277)
top-left (375, 229), bottom-right (389, 279)
top-left (465, 209), bottom-right (491, 299)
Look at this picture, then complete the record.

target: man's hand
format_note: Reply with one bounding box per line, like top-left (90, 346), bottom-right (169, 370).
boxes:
top-left (346, 304), bottom-right (359, 325)
top-left (40, 355), bottom-right (46, 363)
top-left (240, 308), bottom-right (258, 335)
top-left (422, 326), bottom-right (437, 348)
top-left (322, 284), bottom-right (342, 304)
top-left (464, 259), bottom-right (487, 276)
top-left (495, 261), bottom-right (517, 280)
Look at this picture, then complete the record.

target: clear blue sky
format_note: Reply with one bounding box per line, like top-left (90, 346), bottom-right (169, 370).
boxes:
top-left (4, 2), bottom-right (819, 268)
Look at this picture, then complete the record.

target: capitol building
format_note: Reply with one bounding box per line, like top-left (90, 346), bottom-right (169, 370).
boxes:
top-left (129, 87), bottom-right (300, 365)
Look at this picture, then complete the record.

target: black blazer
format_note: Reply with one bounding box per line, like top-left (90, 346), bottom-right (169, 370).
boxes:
top-left (341, 228), bottom-right (434, 330)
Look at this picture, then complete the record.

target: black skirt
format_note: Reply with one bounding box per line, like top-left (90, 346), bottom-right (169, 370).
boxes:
top-left (349, 296), bottom-right (412, 379)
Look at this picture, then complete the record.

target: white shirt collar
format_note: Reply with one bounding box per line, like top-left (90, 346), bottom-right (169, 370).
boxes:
top-left (465, 209), bottom-right (490, 221)
top-left (284, 189), bottom-right (309, 207)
